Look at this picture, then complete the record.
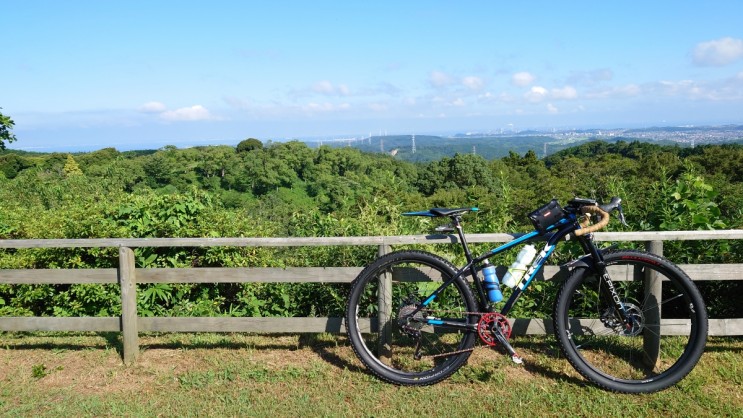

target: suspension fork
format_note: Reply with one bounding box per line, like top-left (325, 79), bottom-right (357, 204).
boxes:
top-left (577, 234), bottom-right (632, 325)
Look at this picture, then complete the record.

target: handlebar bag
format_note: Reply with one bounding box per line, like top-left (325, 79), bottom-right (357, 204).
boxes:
top-left (528, 199), bottom-right (565, 234)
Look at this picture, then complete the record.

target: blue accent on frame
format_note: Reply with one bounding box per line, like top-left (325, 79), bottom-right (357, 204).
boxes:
top-left (489, 230), bottom-right (540, 254)
top-left (427, 319), bottom-right (444, 325)
top-left (422, 294), bottom-right (436, 306)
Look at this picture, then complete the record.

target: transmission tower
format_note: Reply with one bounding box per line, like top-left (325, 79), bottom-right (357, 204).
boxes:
top-left (411, 134), bottom-right (416, 154)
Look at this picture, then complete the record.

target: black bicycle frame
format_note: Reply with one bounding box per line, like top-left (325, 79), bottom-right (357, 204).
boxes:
top-left (411, 210), bottom-right (627, 332)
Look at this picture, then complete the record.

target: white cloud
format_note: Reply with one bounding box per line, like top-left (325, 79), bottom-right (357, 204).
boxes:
top-left (312, 81), bottom-right (350, 96)
top-left (524, 85), bottom-right (578, 102)
top-left (303, 102), bottom-right (352, 112)
top-left (525, 86), bottom-right (548, 102)
top-left (566, 69), bottom-right (613, 86)
top-left (585, 84), bottom-right (642, 99)
top-left (693, 37), bottom-right (743, 67)
top-left (305, 102), bottom-right (334, 112)
top-left (462, 76), bottom-right (485, 91)
top-left (313, 81), bottom-right (335, 95)
top-left (512, 72), bottom-right (535, 87)
top-left (650, 77), bottom-right (743, 101)
top-left (547, 103), bottom-right (559, 114)
top-left (551, 86), bottom-right (578, 100)
top-left (430, 71), bottom-right (455, 88)
top-left (160, 105), bottom-right (216, 121)
top-left (451, 98), bottom-right (465, 107)
top-left (139, 101), bottom-right (167, 113)
top-left (368, 103), bottom-right (388, 112)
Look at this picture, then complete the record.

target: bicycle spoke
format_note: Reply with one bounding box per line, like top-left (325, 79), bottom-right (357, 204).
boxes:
top-left (555, 250), bottom-right (707, 392)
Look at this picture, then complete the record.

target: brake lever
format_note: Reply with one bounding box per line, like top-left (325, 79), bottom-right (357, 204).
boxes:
top-left (617, 204), bottom-right (629, 227)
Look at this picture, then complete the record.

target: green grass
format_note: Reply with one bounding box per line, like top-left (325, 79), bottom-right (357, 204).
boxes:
top-left (0, 332), bottom-right (740, 417)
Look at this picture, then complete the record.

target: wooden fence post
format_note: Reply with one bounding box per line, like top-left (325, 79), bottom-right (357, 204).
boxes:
top-left (119, 246), bottom-right (139, 364)
top-left (643, 240), bottom-right (663, 368)
top-left (377, 244), bottom-right (392, 361)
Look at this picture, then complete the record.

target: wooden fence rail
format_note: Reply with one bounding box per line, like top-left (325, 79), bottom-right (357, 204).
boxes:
top-left (1, 230), bottom-right (742, 364)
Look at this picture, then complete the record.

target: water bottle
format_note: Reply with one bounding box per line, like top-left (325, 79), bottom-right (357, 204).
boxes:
top-left (502, 244), bottom-right (537, 288)
top-left (482, 260), bottom-right (503, 302)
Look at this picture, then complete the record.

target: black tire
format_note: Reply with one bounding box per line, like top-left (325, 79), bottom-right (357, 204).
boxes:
top-left (553, 250), bottom-right (708, 393)
top-left (345, 250), bottom-right (478, 385)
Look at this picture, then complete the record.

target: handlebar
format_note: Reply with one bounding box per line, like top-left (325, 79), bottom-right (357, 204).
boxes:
top-left (573, 205), bottom-right (610, 236)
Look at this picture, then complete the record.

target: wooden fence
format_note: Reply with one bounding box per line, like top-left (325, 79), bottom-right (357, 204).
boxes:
top-left (1, 230), bottom-right (742, 364)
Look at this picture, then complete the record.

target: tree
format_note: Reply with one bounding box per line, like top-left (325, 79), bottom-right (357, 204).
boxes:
top-left (236, 138), bottom-right (263, 153)
top-left (0, 108), bottom-right (17, 150)
top-left (63, 154), bottom-right (83, 177)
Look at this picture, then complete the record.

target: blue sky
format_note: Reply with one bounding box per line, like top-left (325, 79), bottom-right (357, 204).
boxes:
top-left (3, 1), bottom-right (743, 152)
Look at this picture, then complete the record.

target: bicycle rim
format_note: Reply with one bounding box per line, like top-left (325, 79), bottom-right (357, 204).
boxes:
top-left (555, 251), bottom-right (707, 392)
top-left (347, 251), bottom-right (477, 384)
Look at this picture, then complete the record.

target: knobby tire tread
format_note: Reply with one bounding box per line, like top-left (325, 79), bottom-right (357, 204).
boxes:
top-left (553, 249), bottom-right (708, 393)
top-left (345, 250), bottom-right (478, 386)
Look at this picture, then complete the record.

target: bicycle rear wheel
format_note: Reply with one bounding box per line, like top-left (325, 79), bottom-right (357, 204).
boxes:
top-left (345, 250), bottom-right (478, 385)
top-left (553, 250), bottom-right (708, 393)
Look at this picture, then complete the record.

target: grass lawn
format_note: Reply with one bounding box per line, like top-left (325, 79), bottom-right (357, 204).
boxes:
top-left (0, 332), bottom-right (740, 417)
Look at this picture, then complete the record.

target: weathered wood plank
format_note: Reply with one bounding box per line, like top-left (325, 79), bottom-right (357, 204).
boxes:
top-left (119, 247), bottom-right (139, 364)
top-left (679, 264), bottom-right (742, 281)
top-left (135, 267), bottom-right (363, 284)
top-left (2, 229), bottom-right (742, 249)
top-left (500, 318), bottom-right (741, 336)
top-left (708, 318), bottom-right (743, 336)
top-left (0, 317), bottom-right (119, 332)
top-left (0, 269), bottom-right (117, 284)
top-left (0, 264), bottom-right (736, 286)
top-left (137, 317), bottom-right (374, 334)
top-left (0, 316), bottom-right (738, 335)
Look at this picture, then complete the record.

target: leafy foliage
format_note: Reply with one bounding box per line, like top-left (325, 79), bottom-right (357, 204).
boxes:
top-left (0, 108), bottom-right (17, 150)
top-left (1, 139), bottom-right (742, 318)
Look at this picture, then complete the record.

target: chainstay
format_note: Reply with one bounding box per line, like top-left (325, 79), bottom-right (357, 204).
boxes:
top-left (423, 347), bottom-right (476, 359)
top-left (410, 309), bottom-right (495, 359)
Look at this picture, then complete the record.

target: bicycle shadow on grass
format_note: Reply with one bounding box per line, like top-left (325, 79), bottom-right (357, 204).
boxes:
top-left (300, 334), bottom-right (368, 374)
top-left (509, 337), bottom-right (589, 387)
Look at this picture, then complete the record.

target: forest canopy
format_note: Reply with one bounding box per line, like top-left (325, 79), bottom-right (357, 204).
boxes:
top-left (1, 139), bottom-right (741, 319)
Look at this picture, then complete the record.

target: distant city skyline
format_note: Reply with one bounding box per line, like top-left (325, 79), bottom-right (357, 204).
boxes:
top-left (3, 1), bottom-right (743, 152)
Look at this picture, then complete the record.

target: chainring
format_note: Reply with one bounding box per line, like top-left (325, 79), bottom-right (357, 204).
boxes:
top-left (477, 312), bottom-right (512, 347)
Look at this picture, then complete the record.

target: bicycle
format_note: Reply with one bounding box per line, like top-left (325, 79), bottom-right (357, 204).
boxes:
top-left (344, 197), bottom-right (708, 393)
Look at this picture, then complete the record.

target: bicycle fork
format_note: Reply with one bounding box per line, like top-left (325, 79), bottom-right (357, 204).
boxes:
top-left (579, 235), bottom-right (637, 332)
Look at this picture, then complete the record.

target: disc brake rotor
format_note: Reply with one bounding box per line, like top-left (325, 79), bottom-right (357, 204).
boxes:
top-left (601, 301), bottom-right (645, 336)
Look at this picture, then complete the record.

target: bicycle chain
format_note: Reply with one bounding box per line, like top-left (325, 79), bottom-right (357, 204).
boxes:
top-left (406, 309), bottom-right (507, 359)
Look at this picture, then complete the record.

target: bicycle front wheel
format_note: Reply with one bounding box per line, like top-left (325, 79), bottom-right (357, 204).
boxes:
top-left (553, 250), bottom-right (708, 393)
top-left (345, 250), bottom-right (478, 385)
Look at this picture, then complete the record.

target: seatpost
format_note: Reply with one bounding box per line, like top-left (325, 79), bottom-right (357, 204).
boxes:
top-left (451, 215), bottom-right (474, 263)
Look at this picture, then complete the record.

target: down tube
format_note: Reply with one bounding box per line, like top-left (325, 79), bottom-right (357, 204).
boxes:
top-left (499, 243), bottom-right (557, 316)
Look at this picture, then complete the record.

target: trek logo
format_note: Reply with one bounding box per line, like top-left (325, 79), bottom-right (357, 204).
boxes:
top-left (517, 246), bottom-right (553, 290)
